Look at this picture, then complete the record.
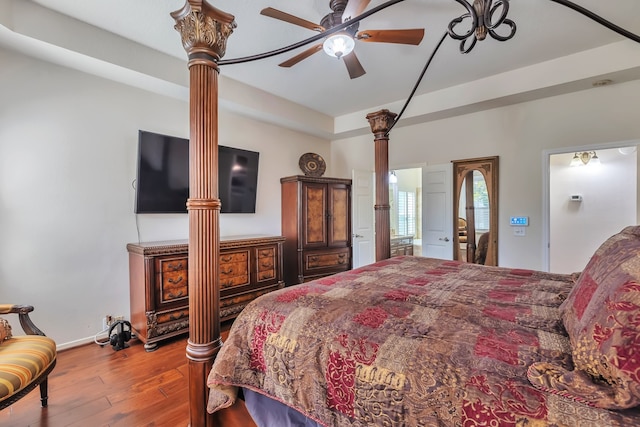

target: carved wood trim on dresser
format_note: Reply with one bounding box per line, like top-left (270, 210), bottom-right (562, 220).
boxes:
top-left (127, 235), bottom-right (285, 351)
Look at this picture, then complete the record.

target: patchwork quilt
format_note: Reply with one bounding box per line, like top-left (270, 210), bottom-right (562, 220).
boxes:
top-left (207, 255), bottom-right (640, 426)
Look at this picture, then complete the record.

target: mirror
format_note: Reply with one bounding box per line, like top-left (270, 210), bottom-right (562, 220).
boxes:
top-left (452, 156), bottom-right (498, 266)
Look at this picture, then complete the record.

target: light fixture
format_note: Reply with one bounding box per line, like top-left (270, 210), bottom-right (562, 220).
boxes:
top-left (570, 151), bottom-right (600, 167)
top-left (619, 146), bottom-right (637, 155)
top-left (389, 171), bottom-right (398, 184)
top-left (322, 32), bottom-right (355, 59)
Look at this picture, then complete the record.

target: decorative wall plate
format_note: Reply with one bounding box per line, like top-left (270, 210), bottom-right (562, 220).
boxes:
top-left (299, 153), bottom-right (326, 177)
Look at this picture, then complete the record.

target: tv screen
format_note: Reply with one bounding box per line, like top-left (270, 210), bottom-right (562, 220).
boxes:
top-left (134, 130), bottom-right (259, 214)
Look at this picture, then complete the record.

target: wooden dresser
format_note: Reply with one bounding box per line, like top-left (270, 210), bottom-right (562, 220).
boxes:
top-left (281, 175), bottom-right (352, 285)
top-left (127, 235), bottom-right (285, 351)
top-left (390, 235), bottom-right (414, 257)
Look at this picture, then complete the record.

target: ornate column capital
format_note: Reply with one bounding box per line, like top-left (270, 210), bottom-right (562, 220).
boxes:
top-left (171, 0), bottom-right (236, 66)
top-left (366, 109), bottom-right (397, 139)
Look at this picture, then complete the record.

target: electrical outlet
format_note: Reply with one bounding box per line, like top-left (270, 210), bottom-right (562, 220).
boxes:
top-left (102, 315), bottom-right (113, 330)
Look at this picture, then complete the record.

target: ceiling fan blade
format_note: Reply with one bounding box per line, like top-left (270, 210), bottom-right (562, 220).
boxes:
top-left (261, 7), bottom-right (325, 32)
top-left (356, 29), bottom-right (425, 45)
top-left (343, 51), bottom-right (366, 79)
top-left (278, 44), bottom-right (324, 68)
top-left (342, 0), bottom-right (371, 22)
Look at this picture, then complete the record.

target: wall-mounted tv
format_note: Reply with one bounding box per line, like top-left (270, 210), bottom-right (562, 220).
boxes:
top-left (134, 130), bottom-right (260, 214)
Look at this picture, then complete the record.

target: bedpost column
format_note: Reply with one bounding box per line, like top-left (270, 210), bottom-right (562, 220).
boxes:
top-left (366, 109), bottom-right (397, 261)
top-left (171, 2), bottom-right (235, 426)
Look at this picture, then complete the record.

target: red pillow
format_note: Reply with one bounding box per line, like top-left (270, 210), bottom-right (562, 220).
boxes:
top-left (544, 226), bottom-right (640, 409)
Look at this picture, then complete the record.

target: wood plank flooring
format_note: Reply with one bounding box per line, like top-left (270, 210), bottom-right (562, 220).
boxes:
top-left (2, 325), bottom-right (256, 427)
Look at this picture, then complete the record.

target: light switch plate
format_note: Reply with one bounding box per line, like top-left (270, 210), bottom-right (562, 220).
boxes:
top-left (514, 227), bottom-right (526, 236)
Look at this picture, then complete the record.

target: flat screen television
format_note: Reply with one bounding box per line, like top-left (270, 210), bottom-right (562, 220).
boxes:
top-left (134, 130), bottom-right (260, 214)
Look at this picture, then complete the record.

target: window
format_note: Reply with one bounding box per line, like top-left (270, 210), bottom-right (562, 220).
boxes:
top-left (397, 191), bottom-right (416, 236)
top-left (473, 171), bottom-right (489, 231)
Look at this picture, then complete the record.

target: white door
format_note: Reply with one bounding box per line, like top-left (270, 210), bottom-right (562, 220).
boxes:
top-left (351, 169), bottom-right (375, 268)
top-left (422, 163), bottom-right (453, 259)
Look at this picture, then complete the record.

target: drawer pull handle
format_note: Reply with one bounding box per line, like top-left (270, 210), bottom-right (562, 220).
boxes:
top-left (168, 276), bottom-right (183, 284)
top-left (338, 253), bottom-right (346, 258)
top-left (310, 256), bottom-right (318, 261)
top-left (168, 290), bottom-right (184, 298)
top-left (221, 267), bottom-right (234, 274)
top-left (169, 312), bottom-right (186, 321)
top-left (221, 256), bottom-right (233, 262)
top-left (167, 262), bottom-right (184, 271)
top-left (338, 259), bottom-right (346, 264)
top-left (260, 261), bottom-right (273, 268)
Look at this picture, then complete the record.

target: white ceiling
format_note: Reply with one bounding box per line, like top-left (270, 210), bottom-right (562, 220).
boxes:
top-left (24, 0), bottom-right (640, 117)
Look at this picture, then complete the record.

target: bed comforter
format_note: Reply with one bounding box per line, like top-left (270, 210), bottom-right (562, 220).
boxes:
top-left (207, 252), bottom-right (640, 426)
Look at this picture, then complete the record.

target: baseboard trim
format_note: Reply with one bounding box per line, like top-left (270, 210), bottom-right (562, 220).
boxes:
top-left (56, 336), bottom-right (100, 351)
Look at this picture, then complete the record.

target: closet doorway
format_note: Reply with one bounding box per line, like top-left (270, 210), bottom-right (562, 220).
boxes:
top-left (546, 144), bottom-right (638, 273)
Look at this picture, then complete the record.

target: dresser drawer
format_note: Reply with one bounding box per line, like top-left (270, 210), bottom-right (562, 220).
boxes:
top-left (256, 245), bottom-right (277, 281)
top-left (220, 250), bottom-right (250, 289)
top-left (145, 306), bottom-right (190, 342)
top-left (220, 251), bottom-right (247, 264)
top-left (159, 257), bottom-right (187, 273)
top-left (156, 256), bottom-right (189, 306)
top-left (257, 247), bottom-right (275, 259)
top-left (156, 306), bottom-right (189, 325)
top-left (305, 250), bottom-right (349, 269)
top-left (160, 271), bottom-right (188, 301)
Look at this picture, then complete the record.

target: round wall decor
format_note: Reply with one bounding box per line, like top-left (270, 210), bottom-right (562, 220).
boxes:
top-left (299, 153), bottom-right (326, 177)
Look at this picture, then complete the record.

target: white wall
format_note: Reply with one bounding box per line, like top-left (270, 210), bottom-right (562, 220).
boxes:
top-left (0, 47), bottom-right (331, 348)
top-left (332, 79), bottom-right (640, 270)
top-left (550, 148), bottom-right (637, 273)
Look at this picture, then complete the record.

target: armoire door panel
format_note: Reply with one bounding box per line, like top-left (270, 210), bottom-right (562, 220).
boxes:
top-left (303, 184), bottom-right (328, 246)
top-left (328, 185), bottom-right (350, 246)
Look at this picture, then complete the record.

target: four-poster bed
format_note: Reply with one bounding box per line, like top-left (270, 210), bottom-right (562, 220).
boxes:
top-left (169, 1), bottom-right (640, 425)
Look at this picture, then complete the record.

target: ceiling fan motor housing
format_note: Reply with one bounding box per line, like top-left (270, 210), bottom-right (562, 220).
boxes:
top-left (322, 0), bottom-right (359, 35)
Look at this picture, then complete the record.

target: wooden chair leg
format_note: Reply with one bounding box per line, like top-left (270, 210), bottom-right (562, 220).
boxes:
top-left (39, 378), bottom-right (49, 407)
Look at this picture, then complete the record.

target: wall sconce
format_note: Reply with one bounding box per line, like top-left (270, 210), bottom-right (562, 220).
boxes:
top-left (570, 151), bottom-right (600, 167)
top-left (389, 170), bottom-right (398, 184)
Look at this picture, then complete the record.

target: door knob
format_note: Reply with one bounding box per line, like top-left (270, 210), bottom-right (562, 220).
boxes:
top-left (353, 234), bottom-right (363, 238)
top-left (439, 237), bottom-right (450, 242)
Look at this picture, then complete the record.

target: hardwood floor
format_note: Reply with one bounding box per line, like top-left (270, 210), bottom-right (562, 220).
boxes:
top-left (2, 325), bottom-right (256, 427)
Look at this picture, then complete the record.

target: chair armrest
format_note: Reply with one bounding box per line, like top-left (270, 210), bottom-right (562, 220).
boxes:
top-left (0, 304), bottom-right (45, 336)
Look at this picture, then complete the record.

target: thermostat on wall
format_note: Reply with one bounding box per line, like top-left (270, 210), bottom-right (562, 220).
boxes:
top-left (510, 216), bottom-right (529, 226)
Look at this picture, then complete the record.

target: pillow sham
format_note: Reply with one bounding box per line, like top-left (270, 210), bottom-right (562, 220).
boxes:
top-left (542, 226), bottom-right (640, 409)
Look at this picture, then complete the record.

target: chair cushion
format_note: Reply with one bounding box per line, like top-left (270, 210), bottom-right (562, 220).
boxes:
top-left (0, 335), bottom-right (56, 404)
top-left (0, 318), bottom-right (11, 342)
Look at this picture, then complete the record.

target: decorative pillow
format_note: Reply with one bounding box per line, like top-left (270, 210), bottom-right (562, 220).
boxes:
top-left (561, 226), bottom-right (640, 340)
top-left (0, 317), bottom-right (12, 342)
top-left (541, 226), bottom-right (640, 409)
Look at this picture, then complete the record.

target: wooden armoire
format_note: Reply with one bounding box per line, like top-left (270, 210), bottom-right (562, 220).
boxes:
top-left (281, 175), bottom-right (352, 285)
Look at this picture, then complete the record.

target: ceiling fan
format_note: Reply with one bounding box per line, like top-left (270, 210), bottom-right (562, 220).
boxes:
top-left (261, 0), bottom-right (425, 79)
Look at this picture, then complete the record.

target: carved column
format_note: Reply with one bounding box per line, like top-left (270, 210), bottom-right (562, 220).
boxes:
top-left (171, 2), bottom-right (235, 426)
top-left (366, 109), bottom-right (397, 261)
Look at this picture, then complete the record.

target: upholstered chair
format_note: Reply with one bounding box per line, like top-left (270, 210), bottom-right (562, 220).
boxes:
top-left (0, 304), bottom-right (57, 410)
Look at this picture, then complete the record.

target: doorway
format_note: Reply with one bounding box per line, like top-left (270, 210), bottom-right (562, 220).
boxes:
top-left (389, 168), bottom-right (423, 256)
top-left (546, 144), bottom-right (638, 273)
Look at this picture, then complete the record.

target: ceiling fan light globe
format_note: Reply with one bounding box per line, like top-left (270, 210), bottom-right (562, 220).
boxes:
top-left (323, 33), bottom-right (355, 58)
